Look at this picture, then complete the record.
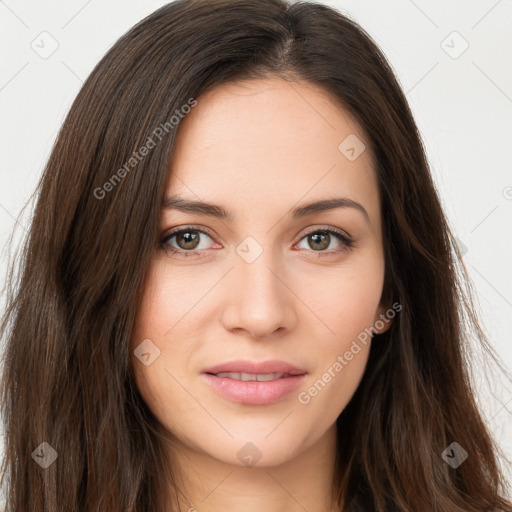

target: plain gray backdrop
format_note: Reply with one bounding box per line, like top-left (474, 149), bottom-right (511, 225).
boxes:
top-left (1, 0), bottom-right (511, 488)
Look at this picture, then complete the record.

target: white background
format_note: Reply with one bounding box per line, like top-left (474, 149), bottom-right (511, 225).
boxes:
top-left (1, 0), bottom-right (511, 490)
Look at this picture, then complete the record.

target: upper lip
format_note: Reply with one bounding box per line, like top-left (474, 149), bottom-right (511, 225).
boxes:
top-left (202, 359), bottom-right (307, 376)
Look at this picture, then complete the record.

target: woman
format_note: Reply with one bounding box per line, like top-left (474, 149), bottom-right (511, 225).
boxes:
top-left (1, 0), bottom-right (511, 510)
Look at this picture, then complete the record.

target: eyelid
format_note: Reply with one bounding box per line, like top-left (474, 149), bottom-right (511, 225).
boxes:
top-left (298, 224), bottom-right (353, 242)
top-left (161, 224), bottom-right (218, 243)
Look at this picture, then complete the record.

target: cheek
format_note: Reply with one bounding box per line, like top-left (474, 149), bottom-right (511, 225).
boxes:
top-left (292, 256), bottom-right (383, 408)
top-left (132, 362), bottom-right (193, 447)
top-left (130, 261), bottom-right (208, 436)
top-left (295, 253), bottom-right (385, 344)
top-left (294, 274), bottom-right (380, 417)
top-left (297, 340), bottom-right (370, 433)
top-left (131, 258), bottom-right (203, 345)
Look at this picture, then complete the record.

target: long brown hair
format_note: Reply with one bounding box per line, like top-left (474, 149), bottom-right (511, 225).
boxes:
top-left (1, 0), bottom-right (511, 510)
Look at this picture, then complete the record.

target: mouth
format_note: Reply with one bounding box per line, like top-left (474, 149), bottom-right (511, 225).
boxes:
top-left (201, 361), bottom-right (307, 405)
top-left (207, 371), bottom-right (299, 381)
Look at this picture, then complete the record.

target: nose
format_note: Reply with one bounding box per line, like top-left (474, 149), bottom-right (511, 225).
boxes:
top-left (220, 248), bottom-right (296, 339)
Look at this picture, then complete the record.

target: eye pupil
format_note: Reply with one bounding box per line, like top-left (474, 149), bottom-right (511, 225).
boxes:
top-left (177, 231), bottom-right (200, 250)
top-left (309, 232), bottom-right (330, 250)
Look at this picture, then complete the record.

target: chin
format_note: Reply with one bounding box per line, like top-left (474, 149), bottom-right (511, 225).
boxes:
top-left (219, 441), bottom-right (300, 468)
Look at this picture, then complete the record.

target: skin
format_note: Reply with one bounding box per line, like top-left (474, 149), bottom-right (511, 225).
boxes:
top-left (131, 76), bottom-right (392, 512)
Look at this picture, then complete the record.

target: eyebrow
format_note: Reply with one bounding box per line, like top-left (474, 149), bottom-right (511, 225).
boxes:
top-left (161, 195), bottom-right (370, 224)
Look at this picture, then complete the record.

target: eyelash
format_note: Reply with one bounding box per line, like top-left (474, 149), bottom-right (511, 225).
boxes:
top-left (159, 224), bottom-right (355, 259)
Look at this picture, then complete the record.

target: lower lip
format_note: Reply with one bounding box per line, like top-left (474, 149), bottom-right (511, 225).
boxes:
top-left (201, 373), bottom-right (306, 405)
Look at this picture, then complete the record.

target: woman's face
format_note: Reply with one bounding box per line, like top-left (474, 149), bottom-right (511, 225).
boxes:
top-left (131, 76), bottom-right (391, 468)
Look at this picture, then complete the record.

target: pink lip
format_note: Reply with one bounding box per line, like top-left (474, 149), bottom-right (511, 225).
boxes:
top-left (202, 359), bottom-right (307, 376)
top-left (201, 359), bottom-right (307, 405)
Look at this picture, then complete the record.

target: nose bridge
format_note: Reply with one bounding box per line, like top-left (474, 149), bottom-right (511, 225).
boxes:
top-left (237, 236), bottom-right (285, 309)
top-left (223, 235), bottom-right (293, 337)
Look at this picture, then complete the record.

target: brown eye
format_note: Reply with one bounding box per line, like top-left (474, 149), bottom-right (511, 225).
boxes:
top-left (175, 230), bottom-right (201, 250)
top-left (295, 227), bottom-right (354, 254)
top-left (307, 232), bottom-right (330, 251)
top-left (161, 227), bottom-right (216, 257)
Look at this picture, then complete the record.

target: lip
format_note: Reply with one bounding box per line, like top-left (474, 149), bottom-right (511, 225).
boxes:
top-left (202, 359), bottom-right (307, 376)
top-left (201, 359), bottom-right (308, 405)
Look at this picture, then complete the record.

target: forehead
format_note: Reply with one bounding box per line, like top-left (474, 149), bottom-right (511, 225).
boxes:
top-left (165, 77), bottom-right (379, 225)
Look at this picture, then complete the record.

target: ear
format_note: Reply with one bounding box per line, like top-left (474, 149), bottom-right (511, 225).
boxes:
top-left (372, 300), bottom-right (400, 335)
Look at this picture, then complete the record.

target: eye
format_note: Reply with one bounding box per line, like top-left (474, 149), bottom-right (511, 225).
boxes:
top-left (294, 226), bottom-right (354, 256)
top-left (160, 226), bottom-right (217, 258)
